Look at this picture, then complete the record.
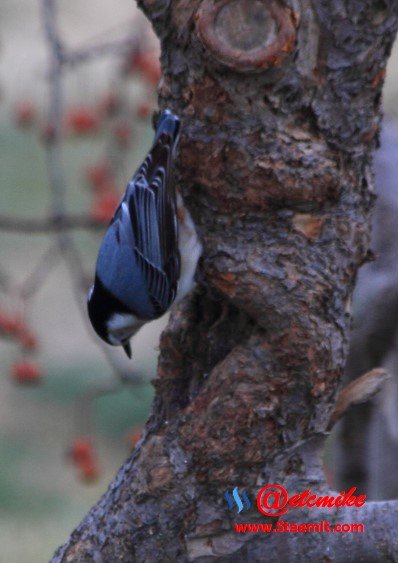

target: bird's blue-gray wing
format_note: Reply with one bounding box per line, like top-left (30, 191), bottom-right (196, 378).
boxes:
top-left (97, 110), bottom-right (181, 319)
top-left (95, 198), bottom-right (166, 318)
top-left (127, 180), bottom-right (176, 315)
top-left (123, 120), bottom-right (180, 315)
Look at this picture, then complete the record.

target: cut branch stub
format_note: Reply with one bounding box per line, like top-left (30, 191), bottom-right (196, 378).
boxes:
top-left (196, 0), bottom-right (299, 72)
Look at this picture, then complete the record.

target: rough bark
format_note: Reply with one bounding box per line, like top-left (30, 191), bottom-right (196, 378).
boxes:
top-left (53, 1), bottom-right (398, 561)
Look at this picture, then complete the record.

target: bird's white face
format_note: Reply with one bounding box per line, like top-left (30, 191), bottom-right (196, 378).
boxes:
top-left (106, 313), bottom-right (144, 346)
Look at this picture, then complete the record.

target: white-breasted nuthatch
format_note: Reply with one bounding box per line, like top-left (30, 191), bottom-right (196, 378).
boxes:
top-left (87, 109), bottom-right (202, 358)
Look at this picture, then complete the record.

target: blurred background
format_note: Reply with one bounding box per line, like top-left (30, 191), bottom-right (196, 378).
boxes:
top-left (0, 2), bottom-right (397, 561)
top-left (0, 1), bottom-right (165, 560)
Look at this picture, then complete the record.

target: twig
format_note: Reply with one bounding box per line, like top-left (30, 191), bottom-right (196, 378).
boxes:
top-left (65, 37), bottom-right (139, 66)
top-left (327, 368), bottom-right (390, 430)
top-left (0, 214), bottom-right (104, 233)
top-left (42, 0), bottom-right (67, 213)
top-left (18, 243), bottom-right (61, 300)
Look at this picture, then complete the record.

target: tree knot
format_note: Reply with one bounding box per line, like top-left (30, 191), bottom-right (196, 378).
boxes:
top-left (196, 0), bottom-right (299, 73)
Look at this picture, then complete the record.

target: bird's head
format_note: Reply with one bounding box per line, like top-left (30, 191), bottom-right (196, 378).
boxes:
top-left (87, 278), bottom-right (142, 359)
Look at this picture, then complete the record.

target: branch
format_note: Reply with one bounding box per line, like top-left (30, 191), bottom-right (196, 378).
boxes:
top-left (186, 500), bottom-right (398, 561)
top-left (51, 450), bottom-right (398, 562)
top-left (0, 214), bottom-right (104, 233)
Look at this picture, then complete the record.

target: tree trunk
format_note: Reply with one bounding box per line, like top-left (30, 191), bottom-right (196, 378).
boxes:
top-left (52, 1), bottom-right (398, 561)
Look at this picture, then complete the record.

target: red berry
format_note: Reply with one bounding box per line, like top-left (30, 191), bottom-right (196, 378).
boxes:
top-left (0, 310), bottom-right (39, 350)
top-left (113, 121), bottom-right (132, 148)
top-left (68, 439), bottom-right (100, 482)
top-left (80, 460), bottom-right (99, 482)
top-left (66, 107), bottom-right (99, 135)
top-left (0, 311), bottom-right (24, 336)
top-left (18, 330), bottom-right (39, 351)
top-left (128, 52), bottom-right (161, 86)
top-left (86, 162), bottom-right (112, 192)
top-left (11, 361), bottom-right (42, 384)
top-left (136, 102), bottom-right (152, 119)
top-left (14, 102), bottom-right (36, 127)
top-left (91, 192), bottom-right (120, 223)
top-left (128, 428), bottom-right (142, 448)
top-left (70, 438), bottom-right (93, 465)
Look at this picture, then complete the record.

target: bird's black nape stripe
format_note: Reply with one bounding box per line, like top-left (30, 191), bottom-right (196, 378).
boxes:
top-left (87, 276), bottom-right (132, 343)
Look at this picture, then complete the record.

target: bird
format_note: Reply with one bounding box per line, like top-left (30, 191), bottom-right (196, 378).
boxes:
top-left (87, 109), bottom-right (202, 359)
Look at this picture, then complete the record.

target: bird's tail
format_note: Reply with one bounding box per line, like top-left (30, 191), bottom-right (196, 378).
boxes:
top-left (154, 109), bottom-right (180, 145)
top-left (139, 109), bottom-right (180, 185)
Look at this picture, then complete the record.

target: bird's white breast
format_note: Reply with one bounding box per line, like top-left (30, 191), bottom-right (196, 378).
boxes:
top-left (175, 193), bottom-right (202, 304)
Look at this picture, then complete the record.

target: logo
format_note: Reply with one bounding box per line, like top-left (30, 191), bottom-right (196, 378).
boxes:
top-left (257, 484), bottom-right (288, 517)
top-left (224, 487), bottom-right (251, 513)
top-left (256, 485), bottom-right (366, 517)
top-left (224, 485), bottom-right (366, 518)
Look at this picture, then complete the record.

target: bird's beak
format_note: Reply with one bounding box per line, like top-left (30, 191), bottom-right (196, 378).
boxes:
top-left (122, 341), bottom-right (132, 359)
